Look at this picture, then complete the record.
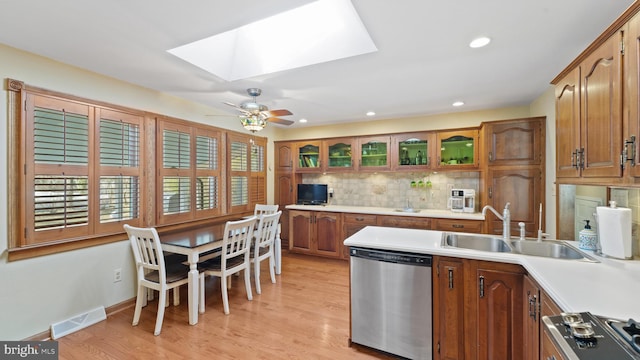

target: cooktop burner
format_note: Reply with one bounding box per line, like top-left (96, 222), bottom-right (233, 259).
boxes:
top-left (609, 319), bottom-right (640, 354)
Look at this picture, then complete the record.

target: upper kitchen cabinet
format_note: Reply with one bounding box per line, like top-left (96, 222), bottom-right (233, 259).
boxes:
top-left (483, 117), bottom-right (544, 167)
top-left (276, 141), bottom-right (294, 171)
top-left (626, 13), bottom-right (640, 177)
top-left (357, 136), bottom-right (391, 171)
top-left (436, 129), bottom-right (479, 170)
top-left (555, 67), bottom-right (582, 178)
top-left (324, 138), bottom-right (356, 172)
top-left (295, 140), bottom-right (323, 173)
top-left (554, 29), bottom-right (623, 181)
top-left (392, 132), bottom-right (435, 171)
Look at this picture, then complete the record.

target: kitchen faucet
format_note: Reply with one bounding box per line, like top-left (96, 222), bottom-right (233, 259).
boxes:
top-left (482, 203), bottom-right (511, 241)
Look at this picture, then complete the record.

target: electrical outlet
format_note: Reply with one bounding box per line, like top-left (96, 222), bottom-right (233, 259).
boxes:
top-left (113, 268), bottom-right (122, 283)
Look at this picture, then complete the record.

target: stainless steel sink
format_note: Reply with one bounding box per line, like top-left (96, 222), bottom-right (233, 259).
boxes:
top-left (509, 240), bottom-right (596, 261)
top-left (442, 233), bottom-right (512, 253)
top-left (393, 208), bottom-right (421, 213)
top-left (441, 233), bottom-right (598, 262)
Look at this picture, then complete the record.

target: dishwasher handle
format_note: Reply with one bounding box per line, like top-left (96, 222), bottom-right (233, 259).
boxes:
top-left (350, 247), bottom-right (432, 267)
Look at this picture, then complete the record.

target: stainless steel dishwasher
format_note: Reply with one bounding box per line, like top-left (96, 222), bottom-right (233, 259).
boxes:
top-left (350, 247), bottom-right (432, 360)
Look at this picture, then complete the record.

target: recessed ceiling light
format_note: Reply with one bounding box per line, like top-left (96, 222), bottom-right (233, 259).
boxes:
top-left (469, 37), bottom-right (491, 48)
top-left (299, 118), bottom-right (308, 123)
top-left (452, 101), bottom-right (465, 107)
top-left (366, 111), bottom-right (376, 116)
top-left (167, 0), bottom-right (377, 81)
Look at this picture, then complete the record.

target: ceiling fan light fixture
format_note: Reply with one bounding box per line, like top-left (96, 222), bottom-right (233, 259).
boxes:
top-left (241, 115), bottom-right (267, 133)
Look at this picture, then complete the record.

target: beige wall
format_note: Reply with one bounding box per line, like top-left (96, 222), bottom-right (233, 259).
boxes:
top-left (0, 42), bottom-right (556, 340)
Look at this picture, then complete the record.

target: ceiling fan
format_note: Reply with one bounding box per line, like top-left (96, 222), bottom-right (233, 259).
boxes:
top-left (224, 88), bottom-right (294, 132)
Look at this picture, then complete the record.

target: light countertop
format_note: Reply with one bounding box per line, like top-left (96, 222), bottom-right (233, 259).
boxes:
top-left (343, 226), bottom-right (640, 321)
top-left (285, 204), bottom-right (485, 220)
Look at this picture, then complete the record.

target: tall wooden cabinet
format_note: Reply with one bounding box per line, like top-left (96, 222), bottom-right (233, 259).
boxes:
top-left (274, 141), bottom-right (299, 248)
top-left (433, 256), bottom-right (524, 360)
top-left (482, 117), bottom-right (545, 237)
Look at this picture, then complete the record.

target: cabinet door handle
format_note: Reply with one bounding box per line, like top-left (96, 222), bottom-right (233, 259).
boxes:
top-left (488, 151), bottom-right (493, 162)
top-left (528, 292), bottom-right (536, 320)
top-left (479, 275), bottom-right (485, 298)
top-left (448, 268), bottom-right (454, 289)
top-left (488, 187), bottom-right (493, 199)
top-left (578, 148), bottom-right (585, 169)
top-left (571, 150), bottom-right (577, 169)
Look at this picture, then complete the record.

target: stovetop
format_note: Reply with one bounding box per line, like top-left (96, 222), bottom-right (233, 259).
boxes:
top-left (543, 312), bottom-right (640, 360)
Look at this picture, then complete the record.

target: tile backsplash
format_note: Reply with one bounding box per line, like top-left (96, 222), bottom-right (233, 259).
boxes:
top-left (301, 172), bottom-right (480, 211)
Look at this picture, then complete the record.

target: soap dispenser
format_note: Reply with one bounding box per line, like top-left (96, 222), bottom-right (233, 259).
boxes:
top-left (578, 220), bottom-right (598, 250)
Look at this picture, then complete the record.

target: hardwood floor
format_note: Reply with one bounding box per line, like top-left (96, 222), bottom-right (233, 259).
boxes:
top-left (57, 252), bottom-right (395, 359)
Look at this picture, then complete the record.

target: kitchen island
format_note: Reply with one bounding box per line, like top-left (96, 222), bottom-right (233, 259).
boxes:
top-left (345, 225), bottom-right (640, 359)
top-left (344, 225), bottom-right (640, 322)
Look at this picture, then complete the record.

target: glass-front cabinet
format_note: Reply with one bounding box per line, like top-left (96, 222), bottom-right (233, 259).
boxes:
top-left (358, 136), bottom-right (391, 170)
top-left (295, 141), bottom-right (322, 172)
top-left (392, 132), bottom-right (435, 170)
top-left (436, 129), bottom-right (479, 169)
top-left (324, 138), bottom-right (355, 171)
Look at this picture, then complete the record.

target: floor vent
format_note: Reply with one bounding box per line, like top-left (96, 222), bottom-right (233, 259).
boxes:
top-left (50, 306), bottom-right (106, 339)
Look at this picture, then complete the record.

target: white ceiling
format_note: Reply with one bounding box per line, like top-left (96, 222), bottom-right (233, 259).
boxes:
top-left (0, 0), bottom-right (634, 129)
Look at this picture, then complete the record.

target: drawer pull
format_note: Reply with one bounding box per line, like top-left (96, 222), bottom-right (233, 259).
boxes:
top-left (355, 217), bottom-right (365, 221)
top-left (452, 224), bottom-right (464, 229)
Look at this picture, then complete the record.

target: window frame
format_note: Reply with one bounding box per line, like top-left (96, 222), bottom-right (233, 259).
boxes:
top-left (7, 79), bottom-right (266, 261)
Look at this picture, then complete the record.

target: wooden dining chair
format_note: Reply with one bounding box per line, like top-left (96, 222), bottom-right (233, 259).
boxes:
top-left (198, 217), bottom-right (257, 314)
top-left (254, 204), bottom-right (279, 217)
top-left (253, 204), bottom-right (282, 274)
top-left (124, 224), bottom-right (190, 336)
top-left (251, 211), bottom-right (281, 294)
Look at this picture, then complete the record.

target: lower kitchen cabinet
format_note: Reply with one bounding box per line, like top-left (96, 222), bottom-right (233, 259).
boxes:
top-left (523, 274), bottom-right (564, 360)
top-left (541, 328), bottom-right (566, 360)
top-left (289, 210), bottom-right (342, 258)
top-left (432, 218), bottom-right (483, 233)
top-left (523, 275), bottom-right (540, 360)
top-left (377, 215), bottom-right (431, 229)
top-left (433, 257), bottom-right (466, 360)
top-left (433, 256), bottom-right (525, 360)
top-left (342, 213), bottom-right (377, 259)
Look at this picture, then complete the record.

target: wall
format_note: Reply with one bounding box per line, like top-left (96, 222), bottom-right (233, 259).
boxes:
top-left (302, 172), bottom-right (480, 210)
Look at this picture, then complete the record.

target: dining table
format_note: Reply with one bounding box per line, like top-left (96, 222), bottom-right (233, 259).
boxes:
top-left (159, 221), bottom-right (283, 325)
top-left (160, 226), bottom-right (223, 325)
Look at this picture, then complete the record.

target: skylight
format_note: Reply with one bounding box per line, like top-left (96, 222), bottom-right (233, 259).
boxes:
top-left (167, 0), bottom-right (377, 81)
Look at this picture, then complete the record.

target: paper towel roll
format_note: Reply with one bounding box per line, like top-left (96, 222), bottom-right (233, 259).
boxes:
top-left (596, 205), bottom-right (632, 259)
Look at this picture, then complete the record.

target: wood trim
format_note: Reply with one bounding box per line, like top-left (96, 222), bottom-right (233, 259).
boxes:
top-left (6, 79), bottom-right (24, 249)
top-left (551, 1), bottom-right (640, 84)
top-left (21, 297), bottom-right (137, 341)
